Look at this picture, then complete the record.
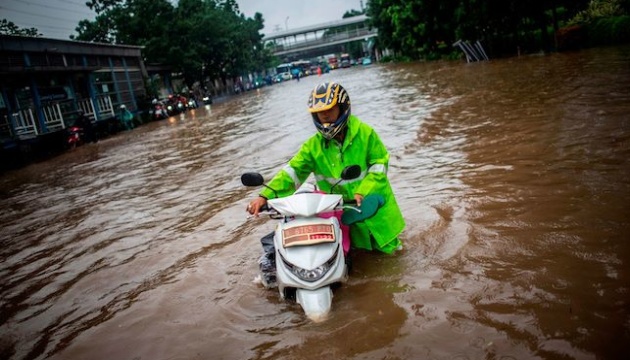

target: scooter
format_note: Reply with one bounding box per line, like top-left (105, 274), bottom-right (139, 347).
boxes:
top-left (67, 126), bottom-right (83, 148)
top-left (152, 102), bottom-right (168, 120)
top-left (187, 98), bottom-right (198, 109)
top-left (241, 165), bottom-right (383, 322)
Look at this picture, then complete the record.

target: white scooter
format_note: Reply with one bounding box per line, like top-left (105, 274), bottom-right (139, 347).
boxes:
top-left (241, 165), bottom-right (383, 322)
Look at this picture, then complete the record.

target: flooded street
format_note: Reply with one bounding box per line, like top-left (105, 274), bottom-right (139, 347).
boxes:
top-left (1, 46), bottom-right (629, 360)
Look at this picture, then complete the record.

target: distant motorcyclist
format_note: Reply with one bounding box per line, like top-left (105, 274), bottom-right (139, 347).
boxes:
top-left (74, 110), bottom-right (97, 143)
top-left (152, 98), bottom-right (168, 119)
top-left (119, 105), bottom-right (134, 130)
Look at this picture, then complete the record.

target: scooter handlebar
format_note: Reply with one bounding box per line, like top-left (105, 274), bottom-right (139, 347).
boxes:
top-left (246, 204), bottom-right (283, 219)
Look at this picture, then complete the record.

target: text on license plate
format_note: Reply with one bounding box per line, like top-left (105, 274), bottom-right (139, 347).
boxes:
top-left (282, 224), bottom-right (335, 247)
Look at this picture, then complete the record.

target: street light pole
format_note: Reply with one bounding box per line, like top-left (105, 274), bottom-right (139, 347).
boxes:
top-left (285, 16), bottom-right (289, 30)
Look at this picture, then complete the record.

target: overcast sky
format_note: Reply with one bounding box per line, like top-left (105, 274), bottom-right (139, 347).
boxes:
top-left (0, 0), bottom-right (366, 40)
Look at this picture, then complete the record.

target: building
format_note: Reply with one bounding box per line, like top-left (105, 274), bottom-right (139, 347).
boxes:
top-left (1, 34), bottom-right (150, 167)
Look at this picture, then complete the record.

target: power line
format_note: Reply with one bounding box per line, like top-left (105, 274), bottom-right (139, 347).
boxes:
top-left (0, 0), bottom-right (96, 39)
top-left (0, 6), bottom-right (90, 23)
top-left (20, 22), bottom-right (78, 32)
top-left (4, 0), bottom-right (95, 17)
top-left (57, 0), bottom-right (95, 6)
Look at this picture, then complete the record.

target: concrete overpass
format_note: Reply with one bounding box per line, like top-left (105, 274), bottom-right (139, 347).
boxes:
top-left (263, 15), bottom-right (377, 61)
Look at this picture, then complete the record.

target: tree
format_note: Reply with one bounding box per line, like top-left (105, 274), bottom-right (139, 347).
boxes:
top-left (71, 0), bottom-right (270, 87)
top-left (568, 0), bottom-right (627, 24)
top-left (366, 0), bottom-right (598, 60)
top-left (0, 19), bottom-right (41, 36)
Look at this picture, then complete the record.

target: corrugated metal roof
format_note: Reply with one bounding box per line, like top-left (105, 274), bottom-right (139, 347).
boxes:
top-left (0, 34), bottom-right (143, 56)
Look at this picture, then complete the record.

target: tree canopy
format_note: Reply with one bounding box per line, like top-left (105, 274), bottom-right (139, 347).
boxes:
top-left (72, 0), bottom-right (273, 86)
top-left (0, 19), bottom-right (41, 37)
top-left (366, 0), bottom-right (628, 60)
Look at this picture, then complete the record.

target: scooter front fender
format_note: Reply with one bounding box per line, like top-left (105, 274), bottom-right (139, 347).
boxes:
top-left (296, 287), bottom-right (333, 322)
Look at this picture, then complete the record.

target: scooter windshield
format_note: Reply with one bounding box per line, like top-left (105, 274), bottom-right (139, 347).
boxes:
top-left (268, 193), bottom-right (342, 217)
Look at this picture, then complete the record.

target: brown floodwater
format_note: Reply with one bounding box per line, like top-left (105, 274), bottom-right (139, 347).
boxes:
top-left (1, 46), bottom-right (629, 360)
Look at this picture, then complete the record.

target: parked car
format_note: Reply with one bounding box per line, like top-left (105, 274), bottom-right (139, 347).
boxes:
top-left (275, 72), bottom-right (292, 82)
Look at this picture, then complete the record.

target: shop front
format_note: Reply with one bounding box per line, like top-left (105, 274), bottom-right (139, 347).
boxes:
top-left (0, 35), bottom-right (147, 162)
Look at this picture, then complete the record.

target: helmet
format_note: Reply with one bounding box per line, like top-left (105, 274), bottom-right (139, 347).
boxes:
top-left (307, 82), bottom-right (351, 140)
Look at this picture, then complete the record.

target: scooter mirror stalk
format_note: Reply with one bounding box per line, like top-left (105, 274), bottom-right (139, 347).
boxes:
top-left (241, 172), bottom-right (278, 198)
top-left (331, 165), bottom-right (361, 194)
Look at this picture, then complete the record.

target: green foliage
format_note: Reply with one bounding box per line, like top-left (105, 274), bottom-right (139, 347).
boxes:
top-left (368, 0), bottom-right (465, 60)
top-left (72, 0), bottom-right (272, 86)
top-left (568, 0), bottom-right (626, 25)
top-left (366, 0), bottom-right (602, 60)
top-left (0, 19), bottom-right (41, 36)
top-left (379, 54), bottom-right (413, 63)
top-left (585, 15), bottom-right (630, 44)
top-left (144, 77), bottom-right (160, 99)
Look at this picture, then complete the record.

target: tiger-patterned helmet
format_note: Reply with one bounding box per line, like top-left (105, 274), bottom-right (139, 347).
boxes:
top-left (307, 82), bottom-right (351, 140)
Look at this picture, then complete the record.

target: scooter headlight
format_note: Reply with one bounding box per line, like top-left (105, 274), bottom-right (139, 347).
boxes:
top-left (280, 246), bottom-right (339, 282)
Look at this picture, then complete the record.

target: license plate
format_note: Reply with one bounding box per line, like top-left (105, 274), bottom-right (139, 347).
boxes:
top-left (282, 224), bottom-right (335, 247)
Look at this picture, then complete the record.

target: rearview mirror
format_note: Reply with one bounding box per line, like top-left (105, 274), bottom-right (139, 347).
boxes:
top-left (341, 165), bottom-right (361, 180)
top-left (241, 172), bottom-right (264, 186)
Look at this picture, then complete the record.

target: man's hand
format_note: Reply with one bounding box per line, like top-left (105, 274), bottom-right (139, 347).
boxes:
top-left (354, 194), bottom-right (364, 207)
top-left (246, 196), bottom-right (267, 216)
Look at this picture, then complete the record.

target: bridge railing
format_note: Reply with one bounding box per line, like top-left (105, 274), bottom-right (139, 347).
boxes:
top-left (267, 28), bottom-right (377, 55)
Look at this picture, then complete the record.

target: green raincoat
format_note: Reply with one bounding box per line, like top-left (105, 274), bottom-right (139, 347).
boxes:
top-left (259, 115), bottom-right (405, 253)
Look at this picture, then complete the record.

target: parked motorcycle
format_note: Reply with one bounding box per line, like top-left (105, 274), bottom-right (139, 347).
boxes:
top-left (165, 95), bottom-right (186, 116)
top-left (241, 165), bottom-right (383, 321)
top-left (150, 99), bottom-right (169, 120)
top-left (187, 98), bottom-right (198, 109)
top-left (67, 110), bottom-right (98, 147)
top-left (166, 103), bottom-right (175, 116)
top-left (67, 125), bottom-right (83, 148)
top-left (177, 99), bottom-right (186, 113)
